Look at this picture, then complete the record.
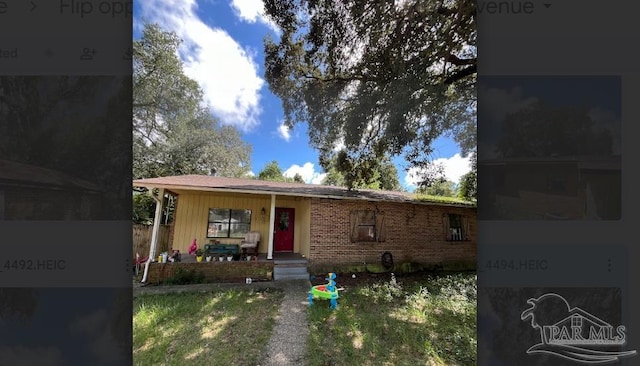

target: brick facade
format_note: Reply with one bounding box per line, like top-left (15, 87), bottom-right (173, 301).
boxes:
top-left (140, 261), bottom-right (274, 284)
top-left (308, 198), bottom-right (476, 272)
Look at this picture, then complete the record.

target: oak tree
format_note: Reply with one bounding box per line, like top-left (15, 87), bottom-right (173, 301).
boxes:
top-left (263, 0), bottom-right (476, 189)
top-left (133, 23), bottom-right (252, 179)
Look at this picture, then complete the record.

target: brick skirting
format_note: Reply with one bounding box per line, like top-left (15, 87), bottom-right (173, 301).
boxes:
top-left (140, 261), bottom-right (274, 284)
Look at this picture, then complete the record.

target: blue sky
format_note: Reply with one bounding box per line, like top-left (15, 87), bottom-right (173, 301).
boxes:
top-left (133, 0), bottom-right (471, 191)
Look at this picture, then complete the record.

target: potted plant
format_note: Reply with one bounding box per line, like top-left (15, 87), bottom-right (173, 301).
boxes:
top-left (218, 253), bottom-right (224, 262)
top-left (205, 254), bottom-right (212, 262)
top-left (195, 249), bottom-right (204, 263)
top-left (226, 251), bottom-right (233, 262)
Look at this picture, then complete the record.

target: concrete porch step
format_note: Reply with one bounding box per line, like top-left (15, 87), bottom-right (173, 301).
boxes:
top-left (273, 264), bottom-right (309, 281)
top-left (274, 266), bottom-right (308, 275)
top-left (273, 258), bottom-right (308, 265)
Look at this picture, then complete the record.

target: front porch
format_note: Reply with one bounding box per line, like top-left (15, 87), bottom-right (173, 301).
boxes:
top-left (138, 253), bottom-right (309, 284)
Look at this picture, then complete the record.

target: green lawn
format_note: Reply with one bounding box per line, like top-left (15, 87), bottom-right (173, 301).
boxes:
top-left (133, 288), bottom-right (283, 365)
top-left (133, 272), bottom-right (476, 366)
top-left (307, 272), bottom-right (477, 366)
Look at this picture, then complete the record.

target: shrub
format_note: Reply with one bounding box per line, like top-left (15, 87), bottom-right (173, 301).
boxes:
top-left (163, 267), bottom-right (205, 285)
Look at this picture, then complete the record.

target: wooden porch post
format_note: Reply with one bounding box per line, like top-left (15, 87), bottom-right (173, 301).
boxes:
top-left (141, 188), bottom-right (164, 283)
top-left (267, 194), bottom-right (276, 260)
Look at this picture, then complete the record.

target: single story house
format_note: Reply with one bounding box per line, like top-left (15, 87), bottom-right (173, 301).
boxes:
top-left (0, 159), bottom-right (105, 220)
top-left (133, 174), bottom-right (476, 278)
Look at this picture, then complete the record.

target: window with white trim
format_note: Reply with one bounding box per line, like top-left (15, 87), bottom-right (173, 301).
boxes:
top-left (207, 208), bottom-right (252, 238)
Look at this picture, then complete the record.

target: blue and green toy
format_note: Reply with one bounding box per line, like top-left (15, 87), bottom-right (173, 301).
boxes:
top-left (308, 272), bottom-right (339, 309)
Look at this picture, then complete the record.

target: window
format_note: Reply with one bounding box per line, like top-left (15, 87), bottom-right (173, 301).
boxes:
top-left (443, 213), bottom-right (469, 241)
top-left (278, 210), bottom-right (290, 231)
top-left (350, 210), bottom-right (385, 242)
top-left (207, 208), bottom-right (252, 238)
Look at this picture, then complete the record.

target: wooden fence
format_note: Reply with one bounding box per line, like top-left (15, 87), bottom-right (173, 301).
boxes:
top-left (133, 224), bottom-right (174, 259)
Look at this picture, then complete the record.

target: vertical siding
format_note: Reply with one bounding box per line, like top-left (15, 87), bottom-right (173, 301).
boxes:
top-left (172, 190), bottom-right (277, 254)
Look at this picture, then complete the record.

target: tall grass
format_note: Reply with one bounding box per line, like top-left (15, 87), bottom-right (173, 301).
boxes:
top-left (307, 272), bottom-right (477, 366)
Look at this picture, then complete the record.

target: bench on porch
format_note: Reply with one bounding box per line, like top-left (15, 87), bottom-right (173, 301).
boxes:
top-left (204, 243), bottom-right (240, 256)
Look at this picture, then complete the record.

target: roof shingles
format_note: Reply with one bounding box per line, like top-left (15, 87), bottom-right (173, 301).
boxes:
top-left (133, 175), bottom-right (419, 203)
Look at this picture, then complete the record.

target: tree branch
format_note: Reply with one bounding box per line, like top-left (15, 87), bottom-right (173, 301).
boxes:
top-left (303, 74), bottom-right (369, 83)
top-left (446, 55), bottom-right (476, 66)
top-left (444, 65), bottom-right (476, 85)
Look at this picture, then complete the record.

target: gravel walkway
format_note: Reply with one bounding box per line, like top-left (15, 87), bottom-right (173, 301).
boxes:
top-left (259, 279), bottom-right (311, 366)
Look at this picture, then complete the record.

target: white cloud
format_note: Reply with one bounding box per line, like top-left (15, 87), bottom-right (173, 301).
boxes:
top-left (283, 162), bottom-right (327, 184)
top-left (137, 0), bottom-right (264, 131)
top-left (404, 168), bottom-right (421, 187)
top-left (0, 346), bottom-right (65, 366)
top-left (230, 0), bottom-right (280, 33)
top-left (277, 123), bottom-right (291, 141)
top-left (404, 153), bottom-right (471, 187)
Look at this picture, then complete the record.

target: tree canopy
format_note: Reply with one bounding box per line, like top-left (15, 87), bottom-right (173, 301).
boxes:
top-left (263, 0), bottom-right (476, 189)
top-left (457, 153), bottom-right (477, 201)
top-left (133, 23), bottom-right (252, 179)
top-left (416, 178), bottom-right (457, 197)
top-left (321, 151), bottom-right (402, 191)
top-left (257, 160), bottom-right (305, 183)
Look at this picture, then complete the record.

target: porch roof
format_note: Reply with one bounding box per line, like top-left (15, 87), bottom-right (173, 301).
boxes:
top-left (133, 174), bottom-right (473, 207)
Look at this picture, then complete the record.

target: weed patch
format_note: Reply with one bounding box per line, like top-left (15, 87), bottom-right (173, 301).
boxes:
top-left (307, 272), bottom-right (477, 366)
top-left (162, 267), bottom-right (205, 285)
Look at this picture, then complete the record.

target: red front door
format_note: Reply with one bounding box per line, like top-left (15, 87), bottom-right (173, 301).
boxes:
top-left (274, 207), bottom-right (294, 252)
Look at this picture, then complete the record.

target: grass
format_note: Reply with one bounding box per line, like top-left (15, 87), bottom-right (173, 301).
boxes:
top-left (307, 272), bottom-right (477, 366)
top-left (133, 288), bottom-right (283, 366)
